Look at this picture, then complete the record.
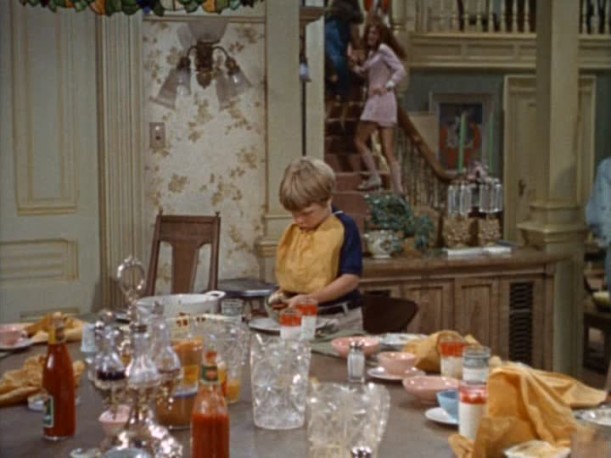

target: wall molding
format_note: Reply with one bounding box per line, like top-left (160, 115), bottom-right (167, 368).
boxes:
top-left (12, 9), bottom-right (77, 215)
top-left (0, 239), bottom-right (78, 286)
top-left (502, 75), bottom-right (596, 241)
top-left (409, 34), bottom-right (611, 70)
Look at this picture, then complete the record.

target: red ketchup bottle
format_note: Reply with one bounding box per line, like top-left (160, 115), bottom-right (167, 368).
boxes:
top-left (42, 313), bottom-right (76, 440)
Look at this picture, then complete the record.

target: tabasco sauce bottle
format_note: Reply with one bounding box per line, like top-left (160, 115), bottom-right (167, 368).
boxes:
top-left (42, 313), bottom-right (76, 440)
top-left (191, 349), bottom-right (229, 458)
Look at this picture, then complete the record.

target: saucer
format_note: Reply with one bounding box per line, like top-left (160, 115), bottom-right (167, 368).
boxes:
top-left (424, 407), bottom-right (458, 426)
top-left (368, 366), bottom-right (425, 382)
top-left (0, 337), bottom-right (32, 351)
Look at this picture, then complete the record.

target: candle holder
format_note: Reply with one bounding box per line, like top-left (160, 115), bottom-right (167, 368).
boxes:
top-left (476, 178), bottom-right (503, 246)
top-left (443, 177), bottom-right (475, 247)
top-left (89, 257), bottom-right (183, 457)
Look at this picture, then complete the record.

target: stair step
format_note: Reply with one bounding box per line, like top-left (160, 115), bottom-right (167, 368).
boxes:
top-left (325, 153), bottom-right (384, 172)
top-left (335, 172), bottom-right (390, 191)
top-left (325, 136), bottom-right (357, 155)
top-left (332, 191), bottom-right (371, 216)
top-left (326, 100), bottom-right (364, 120)
top-left (325, 119), bottom-right (358, 136)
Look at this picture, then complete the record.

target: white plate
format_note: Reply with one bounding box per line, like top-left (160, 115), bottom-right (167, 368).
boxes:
top-left (0, 337), bottom-right (33, 351)
top-left (249, 317), bottom-right (333, 334)
top-left (425, 407), bottom-right (458, 426)
top-left (368, 366), bottom-right (425, 382)
top-left (380, 333), bottom-right (426, 348)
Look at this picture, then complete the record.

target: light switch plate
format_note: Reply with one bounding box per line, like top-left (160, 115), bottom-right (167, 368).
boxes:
top-left (149, 122), bottom-right (166, 149)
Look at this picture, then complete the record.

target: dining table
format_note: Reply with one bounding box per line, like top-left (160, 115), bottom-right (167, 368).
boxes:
top-left (0, 331), bottom-right (455, 458)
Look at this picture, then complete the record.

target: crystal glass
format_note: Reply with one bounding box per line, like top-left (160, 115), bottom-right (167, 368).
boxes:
top-left (125, 324), bottom-right (160, 390)
top-left (306, 383), bottom-right (390, 458)
top-left (199, 318), bottom-right (249, 404)
top-left (250, 333), bottom-right (311, 430)
top-left (94, 328), bottom-right (126, 393)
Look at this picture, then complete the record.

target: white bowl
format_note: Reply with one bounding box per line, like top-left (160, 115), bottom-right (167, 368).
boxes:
top-left (136, 292), bottom-right (225, 318)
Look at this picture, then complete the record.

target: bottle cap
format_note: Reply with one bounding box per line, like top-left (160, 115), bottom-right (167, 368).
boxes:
top-left (349, 340), bottom-right (364, 350)
top-left (350, 446), bottom-right (373, 458)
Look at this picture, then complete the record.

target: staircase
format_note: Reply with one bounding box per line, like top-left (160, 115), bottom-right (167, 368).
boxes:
top-left (325, 96), bottom-right (453, 234)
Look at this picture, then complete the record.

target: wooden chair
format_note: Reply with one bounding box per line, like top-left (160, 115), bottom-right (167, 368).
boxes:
top-left (361, 294), bottom-right (419, 334)
top-left (145, 212), bottom-right (221, 296)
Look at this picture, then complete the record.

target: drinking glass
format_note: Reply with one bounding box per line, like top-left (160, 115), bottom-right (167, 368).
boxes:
top-left (306, 382), bottom-right (390, 458)
top-left (250, 333), bottom-right (311, 429)
top-left (221, 298), bottom-right (245, 323)
top-left (437, 335), bottom-right (466, 379)
top-left (198, 318), bottom-right (249, 404)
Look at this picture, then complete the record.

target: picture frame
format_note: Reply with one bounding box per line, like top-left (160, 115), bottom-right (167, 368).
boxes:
top-left (429, 93), bottom-right (493, 174)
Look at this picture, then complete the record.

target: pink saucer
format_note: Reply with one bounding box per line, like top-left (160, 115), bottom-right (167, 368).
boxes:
top-left (331, 336), bottom-right (380, 358)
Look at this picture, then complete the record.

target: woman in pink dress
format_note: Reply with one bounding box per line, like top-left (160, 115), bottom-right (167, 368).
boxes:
top-left (352, 17), bottom-right (407, 194)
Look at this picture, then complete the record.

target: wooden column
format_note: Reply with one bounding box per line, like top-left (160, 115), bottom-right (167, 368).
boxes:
top-left (518, 0), bottom-right (586, 375)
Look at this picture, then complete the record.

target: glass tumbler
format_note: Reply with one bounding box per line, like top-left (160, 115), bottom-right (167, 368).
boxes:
top-left (306, 382), bottom-right (390, 458)
top-left (462, 345), bottom-right (491, 383)
top-left (250, 333), bottom-right (311, 430)
top-left (438, 335), bottom-right (466, 379)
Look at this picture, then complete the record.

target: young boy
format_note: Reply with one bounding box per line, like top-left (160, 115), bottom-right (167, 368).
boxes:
top-left (270, 157), bottom-right (363, 329)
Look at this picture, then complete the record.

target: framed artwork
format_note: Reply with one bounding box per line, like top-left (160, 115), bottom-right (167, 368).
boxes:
top-left (429, 93), bottom-right (493, 174)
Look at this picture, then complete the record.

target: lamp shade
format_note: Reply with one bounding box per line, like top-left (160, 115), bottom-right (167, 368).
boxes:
top-left (151, 69), bottom-right (179, 109)
top-left (215, 71), bottom-right (237, 110)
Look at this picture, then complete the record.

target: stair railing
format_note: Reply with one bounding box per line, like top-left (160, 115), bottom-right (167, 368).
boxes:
top-left (396, 107), bottom-right (453, 211)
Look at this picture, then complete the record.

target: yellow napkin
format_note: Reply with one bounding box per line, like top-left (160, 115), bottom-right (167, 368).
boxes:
top-left (24, 313), bottom-right (84, 344)
top-left (448, 364), bottom-right (607, 457)
top-left (402, 330), bottom-right (499, 373)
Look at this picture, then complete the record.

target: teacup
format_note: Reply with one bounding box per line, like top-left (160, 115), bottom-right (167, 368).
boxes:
top-left (436, 389), bottom-right (459, 420)
top-left (0, 325), bottom-right (27, 346)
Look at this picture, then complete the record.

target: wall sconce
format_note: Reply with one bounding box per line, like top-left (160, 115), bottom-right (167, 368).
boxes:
top-left (152, 20), bottom-right (251, 110)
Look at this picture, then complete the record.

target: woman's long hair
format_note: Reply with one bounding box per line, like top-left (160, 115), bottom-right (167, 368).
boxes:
top-left (362, 16), bottom-right (406, 60)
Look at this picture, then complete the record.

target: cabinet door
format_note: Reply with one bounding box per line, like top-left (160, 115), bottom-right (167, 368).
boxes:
top-left (498, 277), bottom-right (546, 368)
top-left (403, 282), bottom-right (453, 335)
top-left (454, 278), bottom-right (500, 352)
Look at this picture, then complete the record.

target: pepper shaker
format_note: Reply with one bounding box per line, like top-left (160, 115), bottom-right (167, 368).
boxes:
top-left (347, 340), bottom-right (365, 383)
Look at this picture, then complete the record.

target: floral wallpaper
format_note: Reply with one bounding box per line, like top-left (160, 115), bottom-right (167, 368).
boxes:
top-left (142, 20), bottom-right (266, 294)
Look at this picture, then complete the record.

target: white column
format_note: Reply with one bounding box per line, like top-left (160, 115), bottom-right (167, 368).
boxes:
top-left (97, 16), bottom-right (146, 306)
top-left (256, 0), bottom-right (302, 280)
top-left (519, 0), bottom-right (585, 375)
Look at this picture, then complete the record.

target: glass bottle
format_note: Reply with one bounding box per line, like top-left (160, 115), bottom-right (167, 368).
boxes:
top-left (95, 327), bottom-right (126, 391)
top-left (125, 322), bottom-right (160, 394)
top-left (191, 350), bottom-right (230, 458)
top-left (347, 340), bottom-right (365, 383)
top-left (173, 316), bottom-right (203, 392)
top-left (42, 313), bottom-right (76, 440)
top-left (152, 320), bottom-right (181, 393)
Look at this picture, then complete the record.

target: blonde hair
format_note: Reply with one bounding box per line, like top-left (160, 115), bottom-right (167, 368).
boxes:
top-left (279, 158), bottom-right (336, 211)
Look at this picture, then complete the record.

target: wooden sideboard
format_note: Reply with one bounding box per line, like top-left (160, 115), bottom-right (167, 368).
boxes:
top-left (361, 249), bottom-right (563, 370)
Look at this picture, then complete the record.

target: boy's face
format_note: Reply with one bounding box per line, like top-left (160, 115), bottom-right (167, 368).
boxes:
top-left (290, 201), bottom-right (331, 231)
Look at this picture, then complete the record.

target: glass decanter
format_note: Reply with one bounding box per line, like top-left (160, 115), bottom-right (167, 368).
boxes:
top-left (94, 326), bottom-right (127, 409)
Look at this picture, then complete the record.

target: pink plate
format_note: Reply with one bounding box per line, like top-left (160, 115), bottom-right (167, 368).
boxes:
top-left (331, 336), bottom-right (381, 358)
top-left (402, 375), bottom-right (459, 404)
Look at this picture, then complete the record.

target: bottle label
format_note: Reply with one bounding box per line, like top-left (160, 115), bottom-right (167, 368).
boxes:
top-left (201, 364), bottom-right (218, 383)
top-left (43, 395), bottom-right (54, 428)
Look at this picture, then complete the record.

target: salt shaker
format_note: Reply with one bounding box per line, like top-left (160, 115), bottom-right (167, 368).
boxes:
top-left (351, 445), bottom-right (373, 458)
top-left (347, 340), bottom-right (365, 383)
